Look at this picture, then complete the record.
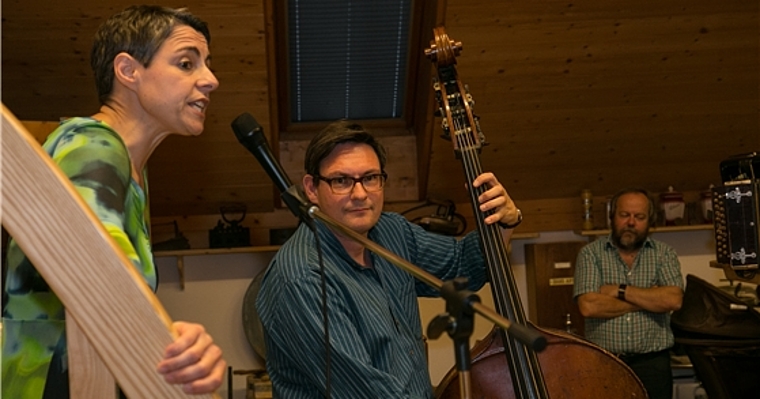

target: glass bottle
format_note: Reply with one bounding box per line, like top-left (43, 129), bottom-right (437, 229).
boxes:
top-left (660, 186), bottom-right (685, 226)
top-left (581, 189), bottom-right (594, 230)
top-left (565, 313), bottom-right (576, 335)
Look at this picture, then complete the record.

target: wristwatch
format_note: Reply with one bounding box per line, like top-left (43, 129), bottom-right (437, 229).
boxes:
top-left (618, 284), bottom-right (627, 301)
top-left (498, 208), bottom-right (523, 229)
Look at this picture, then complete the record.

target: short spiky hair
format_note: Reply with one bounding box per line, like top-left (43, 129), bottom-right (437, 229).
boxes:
top-left (90, 5), bottom-right (210, 105)
top-left (304, 120), bottom-right (387, 177)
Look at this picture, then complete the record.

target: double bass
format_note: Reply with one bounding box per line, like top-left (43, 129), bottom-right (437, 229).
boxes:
top-left (425, 28), bottom-right (649, 399)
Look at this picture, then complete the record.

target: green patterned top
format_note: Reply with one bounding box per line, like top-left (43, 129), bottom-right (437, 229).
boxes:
top-left (2, 117), bottom-right (156, 398)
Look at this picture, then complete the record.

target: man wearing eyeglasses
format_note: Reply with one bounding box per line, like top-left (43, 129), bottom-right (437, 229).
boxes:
top-left (255, 120), bottom-right (521, 399)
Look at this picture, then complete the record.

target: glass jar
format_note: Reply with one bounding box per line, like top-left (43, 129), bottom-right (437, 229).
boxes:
top-left (660, 186), bottom-right (685, 226)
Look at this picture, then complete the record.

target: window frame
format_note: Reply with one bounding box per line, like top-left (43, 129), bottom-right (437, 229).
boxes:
top-left (265, 0), bottom-right (442, 137)
top-left (262, 0), bottom-right (445, 200)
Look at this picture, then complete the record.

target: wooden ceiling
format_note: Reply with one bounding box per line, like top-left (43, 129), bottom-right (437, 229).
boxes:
top-left (3, 0), bottom-right (758, 232)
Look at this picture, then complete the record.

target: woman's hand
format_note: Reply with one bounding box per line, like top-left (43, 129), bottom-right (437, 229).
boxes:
top-left (157, 321), bottom-right (226, 394)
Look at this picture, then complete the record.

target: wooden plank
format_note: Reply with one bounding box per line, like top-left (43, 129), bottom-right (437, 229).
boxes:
top-left (66, 311), bottom-right (117, 398)
top-left (1, 104), bottom-right (218, 399)
top-left (0, 0), bottom-right (264, 19)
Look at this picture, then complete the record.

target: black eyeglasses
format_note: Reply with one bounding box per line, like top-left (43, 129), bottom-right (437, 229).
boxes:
top-left (316, 173), bottom-right (388, 194)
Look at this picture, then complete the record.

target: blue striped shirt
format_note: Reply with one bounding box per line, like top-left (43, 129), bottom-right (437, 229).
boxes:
top-left (256, 212), bottom-right (488, 398)
top-left (573, 235), bottom-right (684, 355)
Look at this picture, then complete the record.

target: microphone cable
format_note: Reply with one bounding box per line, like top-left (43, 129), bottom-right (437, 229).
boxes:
top-left (312, 225), bottom-right (333, 398)
top-left (230, 112), bottom-right (333, 396)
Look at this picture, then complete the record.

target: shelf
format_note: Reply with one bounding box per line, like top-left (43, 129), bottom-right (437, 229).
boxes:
top-left (153, 233), bottom-right (541, 290)
top-left (153, 233), bottom-right (539, 258)
top-left (577, 224), bottom-right (714, 237)
top-left (154, 246), bottom-right (281, 290)
top-left (512, 232), bottom-right (541, 240)
top-left (153, 245), bottom-right (281, 258)
top-left (709, 260), bottom-right (760, 285)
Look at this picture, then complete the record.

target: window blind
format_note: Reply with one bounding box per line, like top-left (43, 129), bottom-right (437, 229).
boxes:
top-left (288, 0), bottom-right (412, 122)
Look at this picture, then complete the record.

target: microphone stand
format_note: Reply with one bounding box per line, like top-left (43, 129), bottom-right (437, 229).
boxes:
top-left (428, 277), bottom-right (479, 399)
top-left (282, 186), bottom-right (547, 399)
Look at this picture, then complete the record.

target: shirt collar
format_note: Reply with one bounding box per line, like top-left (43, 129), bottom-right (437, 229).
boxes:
top-left (314, 219), bottom-right (375, 271)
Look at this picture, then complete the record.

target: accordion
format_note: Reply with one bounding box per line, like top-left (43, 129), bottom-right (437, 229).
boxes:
top-left (712, 152), bottom-right (759, 270)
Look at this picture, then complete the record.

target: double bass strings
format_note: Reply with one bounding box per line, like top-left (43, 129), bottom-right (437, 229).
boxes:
top-left (449, 82), bottom-right (548, 399)
top-left (448, 86), bottom-right (519, 323)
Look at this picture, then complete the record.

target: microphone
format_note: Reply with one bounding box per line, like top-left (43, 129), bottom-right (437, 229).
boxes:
top-left (231, 112), bottom-right (314, 224)
top-left (231, 112), bottom-right (292, 193)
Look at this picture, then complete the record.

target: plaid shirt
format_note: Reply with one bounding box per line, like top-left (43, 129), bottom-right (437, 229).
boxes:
top-left (573, 235), bottom-right (684, 355)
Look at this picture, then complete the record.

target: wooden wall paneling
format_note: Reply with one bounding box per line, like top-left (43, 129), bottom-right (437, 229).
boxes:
top-left (464, 196), bottom-right (593, 234)
top-left (409, 0), bottom-right (446, 201)
top-left (20, 121), bottom-right (60, 143)
top-left (425, 0), bottom-right (759, 208)
top-left (3, 0), bottom-right (758, 232)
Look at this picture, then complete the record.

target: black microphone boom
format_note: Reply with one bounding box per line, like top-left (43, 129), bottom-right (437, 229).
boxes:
top-left (231, 112), bottom-right (313, 224)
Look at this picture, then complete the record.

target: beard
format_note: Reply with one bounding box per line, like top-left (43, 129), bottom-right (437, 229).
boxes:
top-left (611, 225), bottom-right (648, 251)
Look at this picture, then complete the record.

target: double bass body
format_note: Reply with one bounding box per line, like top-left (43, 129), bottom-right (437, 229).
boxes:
top-left (435, 326), bottom-right (649, 398)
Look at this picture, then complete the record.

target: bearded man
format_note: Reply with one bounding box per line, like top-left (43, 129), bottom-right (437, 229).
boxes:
top-left (574, 188), bottom-right (684, 399)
